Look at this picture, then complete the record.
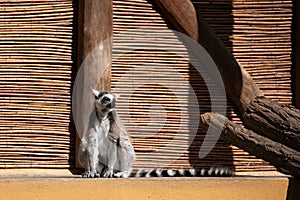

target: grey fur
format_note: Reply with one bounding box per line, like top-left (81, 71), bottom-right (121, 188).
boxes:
top-left (78, 90), bottom-right (136, 178)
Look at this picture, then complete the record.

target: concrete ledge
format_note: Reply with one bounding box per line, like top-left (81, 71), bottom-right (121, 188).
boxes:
top-left (0, 175), bottom-right (291, 200)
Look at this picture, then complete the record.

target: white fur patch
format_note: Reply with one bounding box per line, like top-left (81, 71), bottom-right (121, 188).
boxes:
top-left (178, 169), bottom-right (185, 176)
top-left (200, 169), bottom-right (206, 176)
top-left (189, 169), bottom-right (196, 176)
top-left (167, 169), bottom-right (175, 176)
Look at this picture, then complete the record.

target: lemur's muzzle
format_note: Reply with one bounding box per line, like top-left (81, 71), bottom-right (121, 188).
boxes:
top-left (101, 96), bottom-right (115, 109)
top-left (101, 97), bottom-right (111, 105)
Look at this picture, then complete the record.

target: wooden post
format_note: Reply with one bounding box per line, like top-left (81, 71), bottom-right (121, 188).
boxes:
top-left (75, 0), bottom-right (113, 168)
top-left (77, 0), bottom-right (112, 91)
top-left (200, 112), bottom-right (300, 178)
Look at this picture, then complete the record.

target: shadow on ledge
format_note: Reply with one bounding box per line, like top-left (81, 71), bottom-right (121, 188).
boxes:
top-left (286, 178), bottom-right (300, 200)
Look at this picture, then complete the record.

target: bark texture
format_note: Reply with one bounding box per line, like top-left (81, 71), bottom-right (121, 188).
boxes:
top-left (243, 96), bottom-right (300, 152)
top-left (200, 112), bottom-right (300, 178)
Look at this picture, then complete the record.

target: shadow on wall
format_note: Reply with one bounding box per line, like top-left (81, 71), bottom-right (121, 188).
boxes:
top-left (188, 0), bottom-right (235, 171)
top-left (69, 0), bottom-right (80, 171)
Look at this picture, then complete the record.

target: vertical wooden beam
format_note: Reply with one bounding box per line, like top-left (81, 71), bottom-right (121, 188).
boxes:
top-left (75, 0), bottom-right (113, 168)
top-left (77, 0), bottom-right (112, 90)
top-left (294, 0), bottom-right (300, 109)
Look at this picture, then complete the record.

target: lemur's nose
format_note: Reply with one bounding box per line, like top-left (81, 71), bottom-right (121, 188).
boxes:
top-left (101, 96), bottom-right (110, 104)
top-left (106, 103), bottom-right (112, 108)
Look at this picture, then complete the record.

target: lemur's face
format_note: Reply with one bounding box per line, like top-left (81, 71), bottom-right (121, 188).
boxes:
top-left (92, 89), bottom-right (117, 111)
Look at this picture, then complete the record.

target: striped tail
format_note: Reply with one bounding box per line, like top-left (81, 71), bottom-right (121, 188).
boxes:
top-left (117, 167), bottom-right (233, 178)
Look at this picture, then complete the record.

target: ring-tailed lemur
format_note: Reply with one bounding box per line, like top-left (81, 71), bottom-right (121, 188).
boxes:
top-left (79, 89), bottom-right (136, 178)
top-left (78, 90), bottom-right (233, 178)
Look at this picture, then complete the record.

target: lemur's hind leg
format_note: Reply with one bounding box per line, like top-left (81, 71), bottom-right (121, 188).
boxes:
top-left (114, 139), bottom-right (136, 178)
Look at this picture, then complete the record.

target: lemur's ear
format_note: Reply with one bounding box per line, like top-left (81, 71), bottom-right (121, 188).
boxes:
top-left (92, 89), bottom-right (100, 99)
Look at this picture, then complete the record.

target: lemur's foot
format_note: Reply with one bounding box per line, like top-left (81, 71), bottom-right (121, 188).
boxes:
top-left (103, 169), bottom-right (114, 178)
top-left (82, 171), bottom-right (100, 178)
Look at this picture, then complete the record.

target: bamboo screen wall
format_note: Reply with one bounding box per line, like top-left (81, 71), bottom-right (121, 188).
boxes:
top-left (0, 0), bottom-right (293, 172)
top-left (112, 0), bottom-right (293, 172)
top-left (0, 1), bottom-right (76, 168)
top-left (193, 0), bottom-right (293, 105)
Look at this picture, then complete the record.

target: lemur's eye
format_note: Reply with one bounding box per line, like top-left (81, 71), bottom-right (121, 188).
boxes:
top-left (95, 95), bottom-right (100, 100)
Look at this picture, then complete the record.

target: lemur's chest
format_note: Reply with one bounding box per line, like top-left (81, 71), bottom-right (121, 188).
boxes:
top-left (93, 118), bottom-right (112, 161)
top-left (94, 118), bottom-right (110, 142)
